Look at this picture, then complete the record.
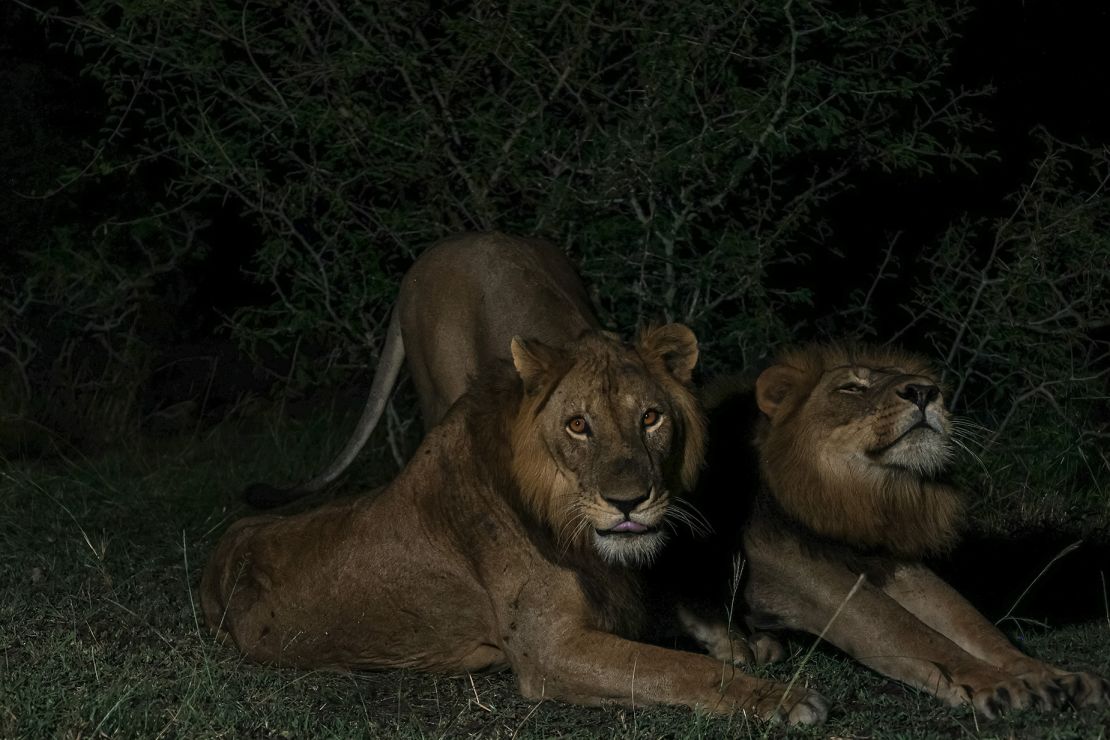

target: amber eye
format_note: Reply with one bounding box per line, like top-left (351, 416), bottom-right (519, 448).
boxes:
top-left (836, 383), bottom-right (867, 394)
top-left (642, 409), bottom-right (661, 428)
top-left (566, 416), bottom-right (590, 436)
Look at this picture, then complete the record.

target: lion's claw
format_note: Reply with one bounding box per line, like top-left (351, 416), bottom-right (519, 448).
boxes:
top-left (968, 671), bottom-right (1108, 718)
top-left (1044, 671), bottom-right (1110, 707)
top-left (968, 677), bottom-right (1046, 718)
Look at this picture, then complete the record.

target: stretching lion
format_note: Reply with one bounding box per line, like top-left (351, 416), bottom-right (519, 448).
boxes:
top-left (667, 343), bottom-right (1108, 717)
top-left (201, 329), bottom-right (827, 723)
top-left (245, 232), bottom-right (601, 507)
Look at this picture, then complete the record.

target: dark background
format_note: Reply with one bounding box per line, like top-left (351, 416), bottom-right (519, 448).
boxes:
top-left (2, 1), bottom-right (1108, 520)
top-left (5, 3), bottom-right (1107, 338)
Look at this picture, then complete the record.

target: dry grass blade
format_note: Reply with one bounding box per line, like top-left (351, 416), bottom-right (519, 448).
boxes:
top-left (996, 540), bottom-right (1082, 626)
top-left (763, 573), bottom-right (866, 738)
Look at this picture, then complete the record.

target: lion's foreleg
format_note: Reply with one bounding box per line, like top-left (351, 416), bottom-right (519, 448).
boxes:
top-left (883, 565), bottom-right (1109, 707)
top-left (743, 546), bottom-right (1046, 717)
top-left (511, 629), bottom-right (826, 724)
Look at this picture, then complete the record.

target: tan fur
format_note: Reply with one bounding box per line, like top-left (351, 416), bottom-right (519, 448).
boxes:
top-left (754, 343), bottom-right (963, 558)
top-left (201, 333), bottom-right (827, 724)
top-left (683, 342), bottom-right (1109, 718)
top-left (504, 327), bottom-right (705, 567)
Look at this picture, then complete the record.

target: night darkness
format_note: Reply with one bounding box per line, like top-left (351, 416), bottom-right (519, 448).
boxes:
top-left (7, 2), bottom-right (1110, 385)
top-left (5, 2), bottom-right (1110, 377)
top-left (2, 1), bottom-right (1110, 735)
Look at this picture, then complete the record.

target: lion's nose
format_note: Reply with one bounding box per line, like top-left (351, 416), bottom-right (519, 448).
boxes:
top-left (896, 382), bottom-right (939, 411)
top-left (604, 490), bottom-right (651, 516)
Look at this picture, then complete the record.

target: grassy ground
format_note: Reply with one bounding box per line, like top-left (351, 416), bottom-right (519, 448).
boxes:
top-left (2, 410), bottom-right (1109, 739)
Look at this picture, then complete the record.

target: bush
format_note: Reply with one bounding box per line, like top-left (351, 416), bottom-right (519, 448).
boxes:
top-left (913, 137), bottom-right (1109, 515)
top-left (52, 0), bottom-right (986, 369)
top-left (13, 1), bottom-right (1108, 518)
top-left (1, 12), bottom-right (204, 447)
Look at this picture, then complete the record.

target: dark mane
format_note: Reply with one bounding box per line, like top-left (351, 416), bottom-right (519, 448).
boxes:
top-left (756, 343), bottom-right (963, 559)
top-left (650, 346), bottom-right (963, 634)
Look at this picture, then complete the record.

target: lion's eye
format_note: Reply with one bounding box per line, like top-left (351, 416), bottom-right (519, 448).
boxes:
top-left (642, 409), bottom-right (661, 428)
top-left (837, 383), bottom-right (867, 394)
top-left (566, 416), bottom-right (590, 436)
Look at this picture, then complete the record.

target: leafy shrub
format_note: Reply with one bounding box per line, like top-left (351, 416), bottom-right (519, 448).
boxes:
top-left (912, 137), bottom-right (1109, 516)
top-left (12, 2), bottom-right (1108, 519)
top-left (52, 0), bottom-right (985, 369)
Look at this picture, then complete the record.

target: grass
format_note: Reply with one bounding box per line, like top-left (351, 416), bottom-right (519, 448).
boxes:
top-left (2, 408), bottom-right (1109, 738)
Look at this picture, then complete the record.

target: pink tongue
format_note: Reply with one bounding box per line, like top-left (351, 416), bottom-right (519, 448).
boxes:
top-left (612, 520), bottom-right (648, 533)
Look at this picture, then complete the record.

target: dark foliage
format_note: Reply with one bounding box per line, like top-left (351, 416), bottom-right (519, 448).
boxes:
top-left (3, 0), bottom-right (1108, 512)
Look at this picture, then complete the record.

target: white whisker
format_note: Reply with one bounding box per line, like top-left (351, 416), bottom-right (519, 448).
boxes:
top-left (673, 498), bottom-right (714, 536)
top-left (666, 502), bottom-right (710, 539)
top-left (949, 416), bottom-right (992, 440)
top-left (667, 498), bottom-right (712, 538)
top-left (950, 435), bottom-right (992, 480)
top-left (950, 429), bottom-right (986, 451)
top-left (557, 506), bottom-right (590, 557)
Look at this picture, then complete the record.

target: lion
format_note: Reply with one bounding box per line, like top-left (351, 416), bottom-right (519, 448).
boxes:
top-left (201, 329), bottom-right (828, 724)
top-left (665, 343), bottom-right (1108, 718)
top-left (244, 232), bottom-right (602, 507)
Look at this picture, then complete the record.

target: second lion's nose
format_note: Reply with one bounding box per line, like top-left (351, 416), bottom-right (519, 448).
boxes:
top-left (896, 382), bottom-right (939, 411)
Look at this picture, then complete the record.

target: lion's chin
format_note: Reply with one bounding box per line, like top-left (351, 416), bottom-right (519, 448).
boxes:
top-left (592, 528), bottom-right (667, 567)
top-left (870, 426), bottom-right (953, 476)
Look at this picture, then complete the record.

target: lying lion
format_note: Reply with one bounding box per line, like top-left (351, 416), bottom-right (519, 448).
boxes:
top-left (201, 330), bottom-right (826, 722)
top-left (206, 233), bottom-right (826, 723)
top-left (669, 343), bottom-right (1109, 717)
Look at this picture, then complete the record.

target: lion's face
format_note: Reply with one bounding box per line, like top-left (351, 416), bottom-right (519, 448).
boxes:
top-left (752, 344), bottom-right (961, 556)
top-left (510, 326), bottom-right (705, 566)
top-left (785, 363), bottom-right (952, 477)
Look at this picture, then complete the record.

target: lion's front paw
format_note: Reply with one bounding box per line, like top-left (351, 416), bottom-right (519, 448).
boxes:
top-left (768, 687), bottom-right (830, 727)
top-left (678, 607), bottom-right (762, 666)
top-left (749, 631), bottom-right (786, 666)
top-left (1039, 671), bottom-right (1110, 708)
top-left (777, 687), bottom-right (830, 727)
top-left (965, 676), bottom-right (1065, 718)
top-left (691, 625), bottom-right (785, 667)
top-left (741, 683), bottom-right (828, 726)
top-left (711, 634), bottom-right (755, 666)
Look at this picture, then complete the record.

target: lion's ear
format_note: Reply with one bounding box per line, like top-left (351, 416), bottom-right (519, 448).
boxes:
top-left (511, 336), bottom-right (563, 394)
top-left (638, 323), bottom-right (699, 384)
top-left (755, 365), bottom-right (804, 421)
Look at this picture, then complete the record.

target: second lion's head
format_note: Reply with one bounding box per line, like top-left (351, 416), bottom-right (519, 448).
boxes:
top-left (752, 343), bottom-right (964, 557)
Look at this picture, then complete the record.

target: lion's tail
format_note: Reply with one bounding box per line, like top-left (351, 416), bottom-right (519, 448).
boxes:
top-left (244, 307), bottom-right (406, 508)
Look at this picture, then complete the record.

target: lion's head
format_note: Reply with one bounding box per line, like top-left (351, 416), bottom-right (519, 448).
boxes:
top-left (752, 343), bottom-right (963, 557)
top-left (505, 325), bottom-right (706, 566)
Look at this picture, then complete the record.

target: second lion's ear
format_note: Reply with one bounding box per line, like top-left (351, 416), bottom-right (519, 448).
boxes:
top-left (510, 336), bottom-right (563, 394)
top-left (638, 324), bottom-right (699, 384)
top-left (755, 365), bottom-right (804, 422)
